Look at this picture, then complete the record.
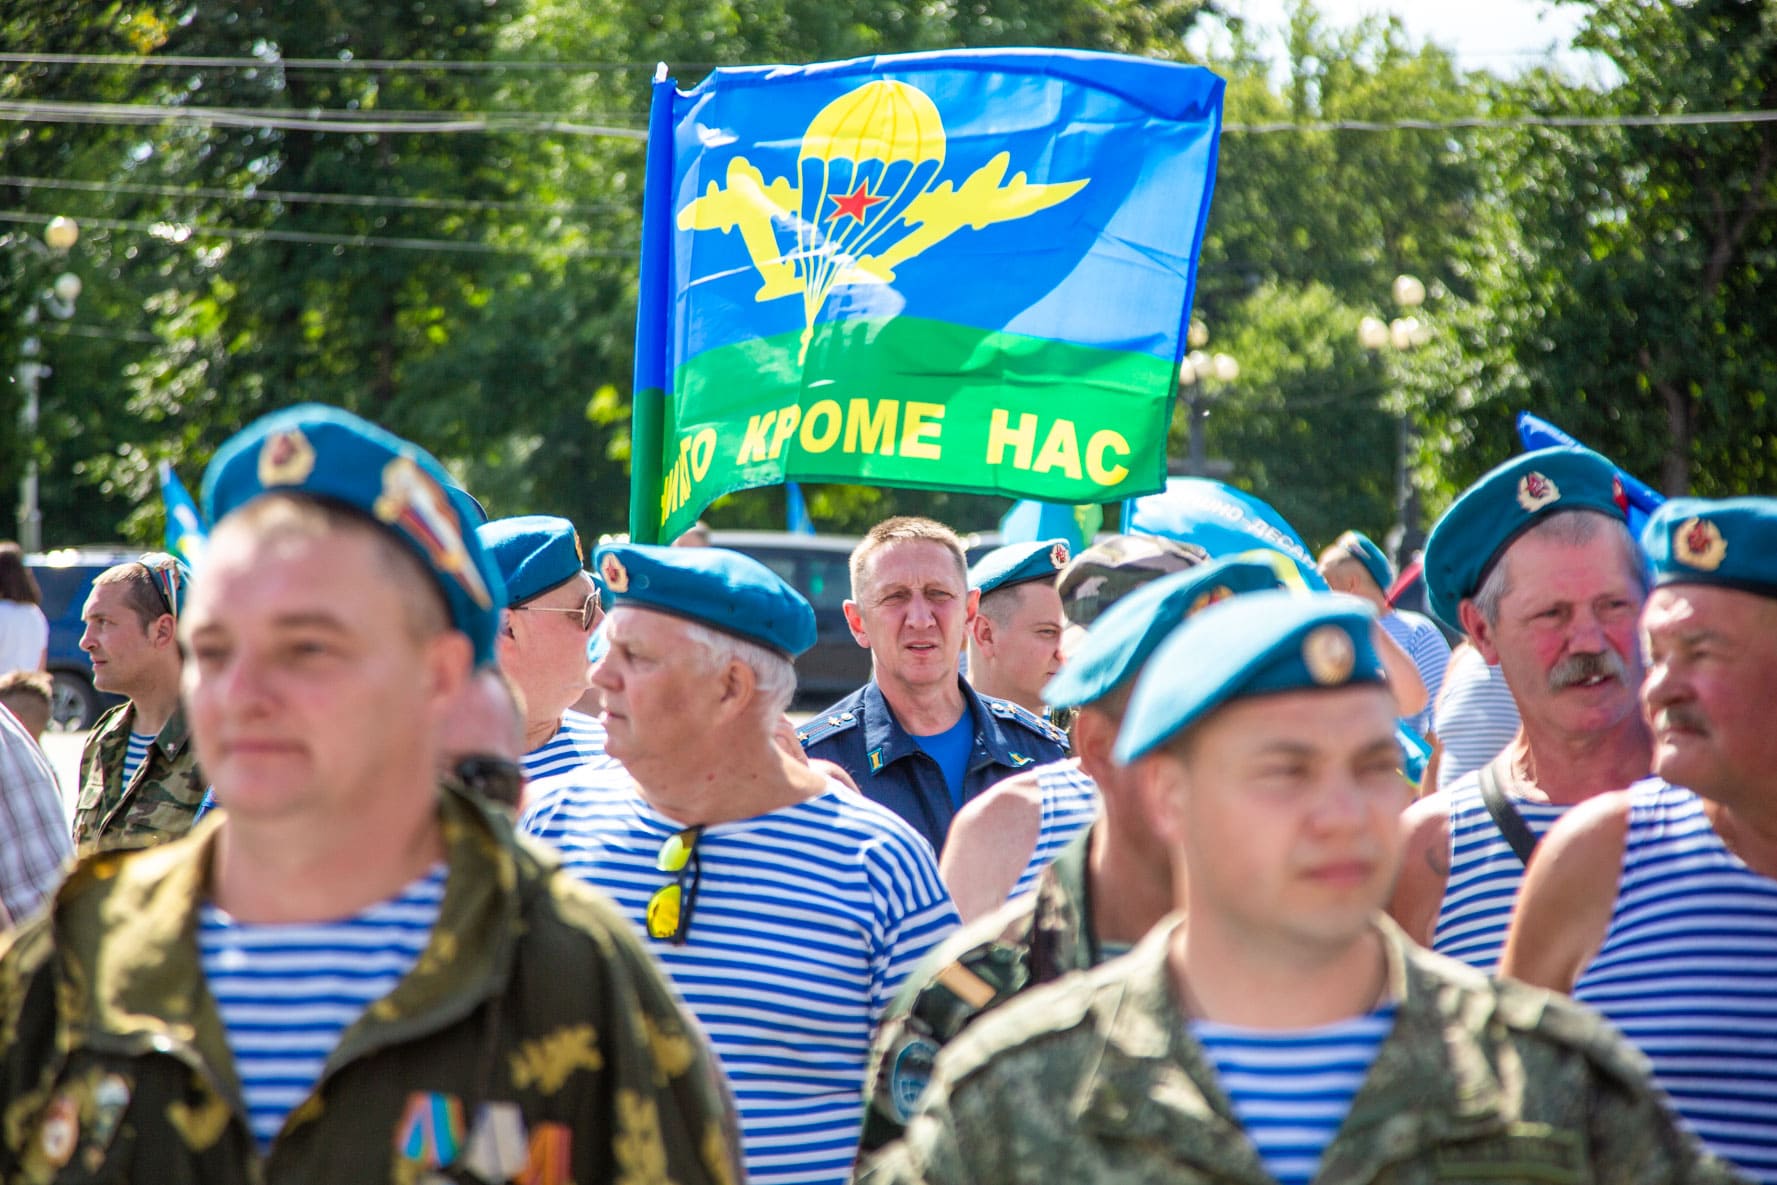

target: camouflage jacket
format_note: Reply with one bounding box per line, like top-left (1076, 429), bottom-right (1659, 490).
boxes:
top-left (73, 701), bottom-right (207, 856)
top-left (0, 783), bottom-right (744, 1185)
top-left (860, 825), bottom-right (1098, 1154)
top-left (862, 917), bottom-right (1746, 1185)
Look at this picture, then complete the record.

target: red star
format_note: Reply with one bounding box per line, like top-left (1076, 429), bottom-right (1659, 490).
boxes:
top-left (828, 180), bottom-right (886, 223)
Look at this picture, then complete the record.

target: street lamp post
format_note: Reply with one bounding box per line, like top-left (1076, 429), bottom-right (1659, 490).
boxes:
top-left (1359, 274), bottom-right (1429, 561)
top-left (1178, 319), bottom-right (1239, 477)
top-left (14, 217), bottom-right (80, 553)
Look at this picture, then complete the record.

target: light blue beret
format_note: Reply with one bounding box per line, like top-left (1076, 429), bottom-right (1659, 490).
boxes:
top-left (969, 539), bottom-right (1071, 597)
top-left (1331, 530), bottom-right (1394, 594)
top-left (1643, 496), bottom-right (1777, 597)
top-left (595, 543), bottom-right (818, 658)
top-left (1043, 558), bottom-right (1284, 710)
top-left (1115, 591), bottom-right (1386, 763)
top-left (202, 403), bottom-right (505, 665)
top-left (1422, 446), bottom-right (1629, 630)
top-left (477, 516), bottom-right (587, 606)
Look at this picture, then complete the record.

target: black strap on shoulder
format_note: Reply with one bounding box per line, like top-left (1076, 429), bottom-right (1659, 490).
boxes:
top-left (1479, 757), bottom-right (1540, 866)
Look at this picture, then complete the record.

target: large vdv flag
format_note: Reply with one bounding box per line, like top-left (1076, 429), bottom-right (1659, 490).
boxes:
top-left (630, 50), bottom-right (1226, 542)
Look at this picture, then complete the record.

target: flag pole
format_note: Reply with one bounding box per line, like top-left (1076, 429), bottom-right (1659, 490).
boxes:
top-left (628, 63), bottom-right (676, 543)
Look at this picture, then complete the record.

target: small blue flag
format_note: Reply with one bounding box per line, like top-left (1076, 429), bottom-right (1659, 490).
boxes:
top-left (998, 500), bottom-right (1102, 552)
top-left (786, 481), bottom-right (815, 535)
top-left (1122, 478), bottom-right (1327, 589)
top-left (1515, 412), bottom-right (1665, 535)
top-left (159, 461), bottom-right (208, 566)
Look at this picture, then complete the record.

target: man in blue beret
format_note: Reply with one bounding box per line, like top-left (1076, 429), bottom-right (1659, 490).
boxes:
top-left (864, 591), bottom-right (1732, 1185)
top-left (1390, 446), bottom-right (1654, 972)
top-left (963, 539), bottom-right (1070, 715)
top-left (1504, 496), bottom-right (1777, 1183)
top-left (799, 517), bottom-right (1069, 855)
top-left (859, 557), bottom-right (1282, 1155)
top-left (521, 541), bottom-right (959, 1185)
top-left (1319, 529), bottom-right (1451, 739)
top-left (476, 514), bottom-right (618, 790)
top-left (0, 405), bottom-right (741, 1182)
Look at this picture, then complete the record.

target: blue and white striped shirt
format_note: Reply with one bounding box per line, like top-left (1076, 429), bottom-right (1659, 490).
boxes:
top-left (520, 708), bottom-right (619, 787)
top-left (520, 777), bottom-right (958, 1185)
top-left (1379, 609), bottom-right (1451, 737)
top-left (1432, 647), bottom-right (1520, 791)
top-left (1431, 771), bottom-right (1568, 972)
top-left (1007, 760), bottom-right (1099, 901)
top-left (121, 730), bottom-right (155, 788)
top-left (199, 864), bottom-right (447, 1149)
top-left (1574, 779), bottom-right (1777, 1184)
top-left (1192, 1003), bottom-right (1398, 1185)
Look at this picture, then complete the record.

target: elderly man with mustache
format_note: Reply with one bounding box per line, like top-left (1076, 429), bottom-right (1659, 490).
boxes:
top-left (1389, 447), bottom-right (1653, 971)
top-left (1503, 497), bottom-right (1777, 1184)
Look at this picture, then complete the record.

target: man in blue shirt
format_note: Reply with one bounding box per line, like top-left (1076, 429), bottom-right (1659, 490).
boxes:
top-left (800, 517), bottom-right (1067, 854)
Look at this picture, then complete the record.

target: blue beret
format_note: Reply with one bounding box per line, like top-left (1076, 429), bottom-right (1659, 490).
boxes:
top-left (970, 540), bottom-right (1070, 597)
top-left (1330, 530), bottom-right (1394, 594)
top-left (447, 484), bottom-right (489, 528)
top-left (477, 516), bottom-right (587, 606)
top-left (595, 543), bottom-right (817, 658)
top-left (1044, 558), bottom-right (1284, 709)
top-left (1422, 446), bottom-right (1628, 630)
top-left (1114, 591), bottom-right (1386, 763)
top-left (202, 403), bottom-right (505, 665)
top-left (1644, 496), bottom-right (1777, 598)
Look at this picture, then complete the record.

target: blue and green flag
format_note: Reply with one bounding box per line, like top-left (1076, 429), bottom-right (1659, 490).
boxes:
top-left (158, 461), bottom-right (207, 566)
top-left (630, 49), bottom-right (1225, 542)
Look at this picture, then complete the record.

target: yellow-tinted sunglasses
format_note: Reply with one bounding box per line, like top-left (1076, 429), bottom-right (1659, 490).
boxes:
top-left (645, 825), bottom-right (705, 944)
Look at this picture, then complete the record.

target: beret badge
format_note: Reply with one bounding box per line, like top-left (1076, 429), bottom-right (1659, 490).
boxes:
top-left (1303, 625), bottom-right (1357, 686)
top-left (1674, 517), bottom-right (1727, 572)
top-left (1516, 471), bottom-right (1560, 513)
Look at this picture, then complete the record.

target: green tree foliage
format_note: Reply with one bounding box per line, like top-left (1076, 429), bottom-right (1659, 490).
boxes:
top-left (1449, 0), bottom-right (1777, 498)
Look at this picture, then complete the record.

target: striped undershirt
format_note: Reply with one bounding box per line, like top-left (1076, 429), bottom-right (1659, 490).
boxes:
top-left (520, 708), bottom-right (620, 787)
top-left (1007, 759), bottom-right (1099, 901)
top-left (1192, 1002), bottom-right (1399, 1185)
top-left (1432, 647), bottom-right (1521, 791)
top-left (199, 864), bottom-right (447, 1149)
top-left (520, 777), bottom-right (958, 1185)
top-left (1379, 610), bottom-right (1451, 737)
top-left (121, 730), bottom-right (156, 788)
top-left (1574, 779), bottom-right (1777, 1184)
top-left (1431, 771), bottom-right (1568, 972)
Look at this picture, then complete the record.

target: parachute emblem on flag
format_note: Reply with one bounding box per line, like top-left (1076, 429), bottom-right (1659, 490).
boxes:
top-left (677, 79), bottom-right (1090, 363)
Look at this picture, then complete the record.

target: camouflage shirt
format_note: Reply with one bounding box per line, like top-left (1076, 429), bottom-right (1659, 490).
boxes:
top-left (0, 783), bottom-right (744, 1185)
top-left (861, 917), bottom-right (1746, 1185)
top-left (860, 824), bottom-right (1098, 1154)
top-left (73, 700), bottom-right (206, 856)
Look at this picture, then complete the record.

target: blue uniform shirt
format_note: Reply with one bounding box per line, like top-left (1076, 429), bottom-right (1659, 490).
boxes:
top-left (798, 678), bottom-right (1068, 855)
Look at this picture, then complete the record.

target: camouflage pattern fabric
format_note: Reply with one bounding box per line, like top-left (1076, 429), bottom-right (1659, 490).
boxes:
top-left (72, 702), bottom-right (206, 856)
top-left (0, 783), bottom-right (744, 1185)
top-left (860, 918), bottom-right (1748, 1185)
top-left (860, 826), bottom-right (1099, 1155)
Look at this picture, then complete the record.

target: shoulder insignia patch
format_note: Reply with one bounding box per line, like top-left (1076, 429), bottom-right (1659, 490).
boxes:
top-left (796, 711), bottom-right (860, 747)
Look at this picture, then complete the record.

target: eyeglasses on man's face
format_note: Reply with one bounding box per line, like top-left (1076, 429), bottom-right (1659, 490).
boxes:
top-left (511, 590), bottom-right (601, 632)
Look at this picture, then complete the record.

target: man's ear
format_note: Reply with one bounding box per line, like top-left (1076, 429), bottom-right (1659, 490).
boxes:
top-left (969, 610), bottom-right (995, 651)
top-left (151, 614), bottom-right (179, 649)
top-left (423, 631), bottom-right (474, 713)
top-left (1459, 599), bottom-right (1499, 665)
top-left (964, 587), bottom-right (980, 627)
top-left (842, 600), bottom-right (869, 648)
top-left (1134, 752), bottom-right (1190, 850)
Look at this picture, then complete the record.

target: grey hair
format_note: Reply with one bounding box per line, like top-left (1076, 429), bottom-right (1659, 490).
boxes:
top-left (680, 620), bottom-right (798, 718)
top-left (1471, 510), bottom-right (1648, 625)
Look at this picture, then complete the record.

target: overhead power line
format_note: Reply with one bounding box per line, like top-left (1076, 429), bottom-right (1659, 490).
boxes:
top-left (3, 94), bottom-right (1775, 138)
top-left (0, 98), bottom-right (647, 138)
top-left (0, 209), bottom-right (634, 258)
top-left (0, 51), bottom-right (667, 73)
top-left (0, 174), bottom-right (626, 217)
